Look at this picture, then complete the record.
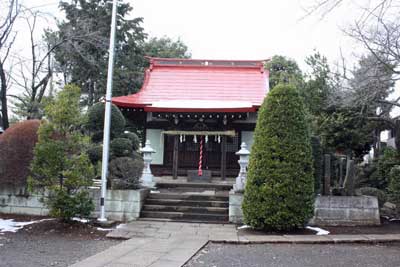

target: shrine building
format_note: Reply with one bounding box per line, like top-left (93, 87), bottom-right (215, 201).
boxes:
top-left (112, 57), bottom-right (269, 181)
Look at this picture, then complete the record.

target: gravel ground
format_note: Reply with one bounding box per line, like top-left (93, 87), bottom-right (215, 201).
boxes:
top-left (0, 214), bottom-right (121, 267)
top-left (185, 242), bottom-right (400, 267)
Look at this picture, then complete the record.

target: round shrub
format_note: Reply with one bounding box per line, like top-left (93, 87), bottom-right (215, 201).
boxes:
top-left (0, 120), bottom-right (41, 187)
top-left (120, 131), bottom-right (140, 151)
top-left (87, 145), bottom-right (103, 164)
top-left (242, 83), bottom-right (314, 231)
top-left (108, 157), bottom-right (144, 189)
top-left (86, 102), bottom-right (126, 141)
top-left (388, 165), bottom-right (400, 206)
top-left (110, 138), bottom-right (133, 157)
top-left (356, 187), bottom-right (387, 207)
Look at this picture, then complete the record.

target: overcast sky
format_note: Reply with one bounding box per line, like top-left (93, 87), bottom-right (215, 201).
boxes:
top-left (129, 0), bottom-right (361, 68)
top-left (16, 0), bottom-right (364, 70)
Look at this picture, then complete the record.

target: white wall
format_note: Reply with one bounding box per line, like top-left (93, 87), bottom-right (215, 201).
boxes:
top-left (241, 131), bottom-right (254, 151)
top-left (146, 129), bottom-right (164, 164)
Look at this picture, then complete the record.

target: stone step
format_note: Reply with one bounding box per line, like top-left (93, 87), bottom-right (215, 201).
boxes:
top-left (140, 211), bottom-right (229, 222)
top-left (146, 198), bottom-right (229, 208)
top-left (142, 204), bottom-right (228, 214)
top-left (156, 181), bottom-right (233, 191)
top-left (147, 192), bottom-right (228, 202)
top-left (138, 218), bottom-right (228, 224)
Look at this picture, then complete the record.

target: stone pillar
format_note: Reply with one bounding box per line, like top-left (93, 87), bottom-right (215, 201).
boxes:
top-left (233, 142), bottom-right (250, 193)
top-left (140, 140), bottom-right (156, 188)
top-left (323, 154), bottom-right (331, 195)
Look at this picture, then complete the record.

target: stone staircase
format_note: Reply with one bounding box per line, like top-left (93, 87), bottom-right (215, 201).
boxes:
top-left (140, 181), bottom-right (232, 223)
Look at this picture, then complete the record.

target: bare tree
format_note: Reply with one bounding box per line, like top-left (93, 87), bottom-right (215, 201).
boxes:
top-left (305, 0), bottom-right (400, 148)
top-left (8, 10), bottom-right (68, 119)
top-left (0, 0), bottom-right (20, 129)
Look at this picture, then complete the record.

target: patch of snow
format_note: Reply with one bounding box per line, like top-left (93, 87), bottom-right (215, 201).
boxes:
top-left (389, 218), bottom-right (400, 222)
top-left (116, 224), bottom-right (126, 229)
top-left (237, 225), bottom-right (252, 230)
top-left (71, 217), bottom-right (89, 223)
top-left (97, 227), bottom-right (113, 231)
top-left (150, 190), bottom-right (160, 194)
top-left (0, 218), bottom-right (53, 233)
top-left (306, 226), bottom-right (330, 235)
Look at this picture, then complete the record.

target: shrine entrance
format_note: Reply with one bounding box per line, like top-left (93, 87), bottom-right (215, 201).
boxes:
top-left (163, 130), bottom-right (239, 180)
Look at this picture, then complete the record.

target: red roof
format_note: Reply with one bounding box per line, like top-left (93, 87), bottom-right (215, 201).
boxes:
top-left (112, 58), bottom-right (269, 112)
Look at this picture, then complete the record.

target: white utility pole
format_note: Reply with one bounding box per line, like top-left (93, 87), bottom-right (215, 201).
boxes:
top-left (99, 0), bottom-right (118, 222)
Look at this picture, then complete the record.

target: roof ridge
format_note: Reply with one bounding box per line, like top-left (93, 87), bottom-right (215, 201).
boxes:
top-left (148, 57), bottom-right (268, 69)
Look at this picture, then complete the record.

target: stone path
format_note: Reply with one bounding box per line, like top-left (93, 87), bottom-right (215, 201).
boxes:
top-left (71, 220), bottom-right (400, 267)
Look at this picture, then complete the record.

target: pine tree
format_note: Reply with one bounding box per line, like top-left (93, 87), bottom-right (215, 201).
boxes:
top-left (29, 84), bottom-right (94, 221)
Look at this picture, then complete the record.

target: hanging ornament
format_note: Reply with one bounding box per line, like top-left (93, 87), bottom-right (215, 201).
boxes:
top-left (180, 134), bottom-right (183, 143)
top-left (218, 135), bottom-right (221, 143)
top-left (194, 135), bottom-right (197, 143)
top-left (214, 135), bottom-right (218, 142)
top-left (183, 135), bottom-right (186, 142)
top-left (205, 135), bottom-right (208, 143)
top-left (198, 136), bottom-right (204, 176)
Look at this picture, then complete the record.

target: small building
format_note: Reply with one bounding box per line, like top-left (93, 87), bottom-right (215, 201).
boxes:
top-left (113, 57), bottom-right (269, 181)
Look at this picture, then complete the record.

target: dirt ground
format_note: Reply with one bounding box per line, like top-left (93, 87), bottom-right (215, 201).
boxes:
top-left (0, 214), bottom-right (121, 267)
top-left (237, 217), bottom-right (400, 236)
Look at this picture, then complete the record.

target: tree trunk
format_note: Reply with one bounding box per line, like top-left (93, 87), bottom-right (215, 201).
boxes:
top-left (395, 120), bottom-right (400, 152)
top-left (87, 80), bottom-right (94, 106)
top-left (0, 61), bottom-right (9, 130)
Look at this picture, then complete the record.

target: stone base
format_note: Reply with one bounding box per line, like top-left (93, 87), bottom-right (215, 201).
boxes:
top-left (187, 170), bottom-right (212, 182)
top-left (0, 186), bottom-right (149, 222)
top-left (90, 188), bottom-right (150, 222)
top-left (229, 190), bottom-right (244, 224)
top-left (309, 196), bottom-right (381, 226)
top-left (0, 187), bottom-right (49, 216)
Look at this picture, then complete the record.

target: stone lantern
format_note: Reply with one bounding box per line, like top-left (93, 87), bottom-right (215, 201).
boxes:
top-left (140, 140), bottom-right (156, 187)
top-left (233, 142), bottom-right (250, 193)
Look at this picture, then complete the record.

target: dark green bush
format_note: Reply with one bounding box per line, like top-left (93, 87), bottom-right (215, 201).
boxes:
top-left (358, 148), bottom-right (400, 190)
top-left (356, 187), bottom-right (387, 207)
top-left (86, 103), bottom-right (126, 141)
top-left (108, 157), bottom-right (144, 189)
top-left (242, 83), bottom-right (314, 231)
top-left (87, 145), bottom-right (103, 164)
top-left (388, 165), bottom-right (400, 206)
top-left (47, 188), bottom-right (94, 221)
top-left (120, 132), bottom-right (140, 150)
top-left (110, 138), bottom-right (133, 157)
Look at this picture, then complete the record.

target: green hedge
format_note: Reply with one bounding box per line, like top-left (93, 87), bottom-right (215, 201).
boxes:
top-left (120, 131), bottom-right (140, 151)
top-left (86, 102), bottom-right (126, 141)
top-left (242, 83), bottom-right (314, 231)
top-left (110, 138), bottom-right (133, 158)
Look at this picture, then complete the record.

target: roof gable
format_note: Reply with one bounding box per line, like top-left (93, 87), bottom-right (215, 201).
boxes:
top-left (112, 58), bottom-right (269, 112)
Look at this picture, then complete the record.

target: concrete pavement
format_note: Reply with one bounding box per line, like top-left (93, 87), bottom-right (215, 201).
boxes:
top-left (70, 220), bottom-right (400, 267)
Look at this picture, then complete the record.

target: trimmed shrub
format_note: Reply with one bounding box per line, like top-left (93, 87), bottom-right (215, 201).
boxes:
top-left (242, 83), bottom-right (314, 231)
top-left (120, 131), bottom-right (140, 151)
top-left (110, 138), bottom-right (133, 158)
top-left (388, 165), bottom-right (400, 207)
top-left (108, 157), bottom-right (144, 189)
top-left (87, 145), bottom-right (103, 164)
top-left (86, 102), bottom-right (126, 142)
top-left (0, 120), bottom-right (41, 187)
top-left (356, 187), bottom-right (387, 207)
